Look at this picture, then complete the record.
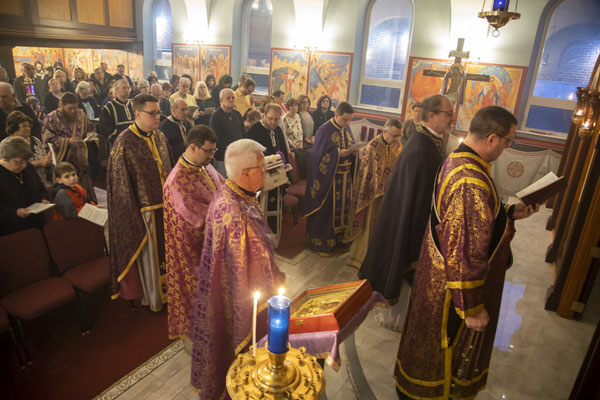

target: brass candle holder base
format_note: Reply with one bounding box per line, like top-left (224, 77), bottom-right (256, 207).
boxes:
top-left (226, 345), bottom-right (325, 399)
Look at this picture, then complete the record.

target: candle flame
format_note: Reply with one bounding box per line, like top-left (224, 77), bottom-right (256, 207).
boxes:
top-left (278, 287), bottom-right (285, 296)
top-left (254, 291), bottom-right (260, 300)
top-left (459, 138), bottom-right (464, 144)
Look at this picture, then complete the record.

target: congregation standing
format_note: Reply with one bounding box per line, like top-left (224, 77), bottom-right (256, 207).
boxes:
top-left (0, 60), bottom-right (542, 400)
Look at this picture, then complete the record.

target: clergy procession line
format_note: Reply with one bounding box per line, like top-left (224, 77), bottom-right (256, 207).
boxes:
top-left (0, 60), bottom-right (540, 400)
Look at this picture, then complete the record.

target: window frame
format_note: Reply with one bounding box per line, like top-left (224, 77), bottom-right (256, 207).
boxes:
top-left (152, 0), bottom-right (172, 74)
top-left (357, 0), bottom-right (414, 113)
top-left (521, 0), bottom-right (589, 137)
top-left (241, 0), bottom-right (272, 95)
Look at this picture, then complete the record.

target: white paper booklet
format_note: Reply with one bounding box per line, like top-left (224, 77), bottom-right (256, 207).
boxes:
top-left (516, 172), bottom-right (560, 199)
top-left (27, 202), bottom-right (55, 214)
top-left (78, 203), bottom-right (108, 226)
top-left (349, 141), bottom-right (368, 152)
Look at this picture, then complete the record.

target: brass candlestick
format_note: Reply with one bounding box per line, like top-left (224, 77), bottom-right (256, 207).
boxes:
top-left (226, 345), bottom-right (325, 399)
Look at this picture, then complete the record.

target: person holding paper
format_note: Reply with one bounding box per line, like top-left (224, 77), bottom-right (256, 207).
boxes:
top-left (0, 136), bottom-right (49, 236)
top-left (52, 162), bottom-right (96, 221)
top-left (42, 92), bottom-right (98, 203)
top-left (190, 139), bottom-right (284, 399)
top-left (342, 118), bottom-right (403, 268)
top-left (304, 101), bottom-right (357, 256)
top-left (394, 106), bottom-right (539, 400)
top-left (163, 125), bottom-right (224, 343)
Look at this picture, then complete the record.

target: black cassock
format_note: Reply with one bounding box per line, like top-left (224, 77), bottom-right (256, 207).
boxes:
top-left (359, 126), bottom-right (445, 301)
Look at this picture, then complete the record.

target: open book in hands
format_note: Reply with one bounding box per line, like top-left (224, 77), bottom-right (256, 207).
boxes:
top-left (516, 172), bottom-right (567, 206)
top-left (78, 203), bottom-right (108, 226)
top-left (27, 202), bottom-right (55, 214)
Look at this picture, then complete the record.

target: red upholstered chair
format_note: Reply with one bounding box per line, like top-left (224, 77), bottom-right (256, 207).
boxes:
top-left (0, 306), bottom-right (26, 367)
top-left (0, 229), bottom-right (84, 360)
top-left (43, 218), bottom-right (109, 331)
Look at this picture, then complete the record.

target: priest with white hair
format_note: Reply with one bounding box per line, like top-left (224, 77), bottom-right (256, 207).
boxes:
top-left (190, 138), bottom-right (285, 399)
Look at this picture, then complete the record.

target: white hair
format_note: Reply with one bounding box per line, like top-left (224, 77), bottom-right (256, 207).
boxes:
top-left (180, 77), bottom-right (191, 87)
top-left (75, 80), bottom-right (91, 95)
top-left (114, 78), bottom-right (129, 89)
top-left (138, 79), bottom-right (149, 88)
top-left (0, 82), bottom-right (14, 93)
top-left (224, 139), bottom-right (266, 179)
top-left (220, 88), bottom-right (234, 101)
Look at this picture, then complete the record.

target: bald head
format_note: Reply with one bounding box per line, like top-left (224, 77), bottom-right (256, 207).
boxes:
top-left (171, 98), bottom-right (189, 121)
top-left (150, 83), bottom-right (162, 98)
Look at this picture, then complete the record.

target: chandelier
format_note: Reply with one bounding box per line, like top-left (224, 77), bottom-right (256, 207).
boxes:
top-left (478, 0), bottom-right (521, 37)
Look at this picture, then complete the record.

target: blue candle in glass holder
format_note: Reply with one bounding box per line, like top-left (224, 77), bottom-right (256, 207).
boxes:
top-left (267, 294), bottom-right (291, 354)
top-left (492, 0), bottom-right (510, 11)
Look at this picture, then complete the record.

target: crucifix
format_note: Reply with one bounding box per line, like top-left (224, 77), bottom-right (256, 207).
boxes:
top-left (424, 38), bottom-right (490, 107)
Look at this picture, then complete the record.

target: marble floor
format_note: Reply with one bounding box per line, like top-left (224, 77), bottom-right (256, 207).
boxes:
top-left (94, 207), bottom-right (599, 400)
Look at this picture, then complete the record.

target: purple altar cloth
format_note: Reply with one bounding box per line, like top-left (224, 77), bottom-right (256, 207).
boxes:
top-left (258, 291), bottom-right (387, 371)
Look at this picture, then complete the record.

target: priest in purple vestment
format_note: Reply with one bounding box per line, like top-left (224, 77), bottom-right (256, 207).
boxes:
top-left (395, 106), bottom-right (540, 400)
top-left (107, 94), bottom-right (171, 312)
top-left (163, 125), bottom-right (223, 341)
top-left (190, 138), bottom-right (285, 399)
top-left (304, 101), bottom-right (357, 256)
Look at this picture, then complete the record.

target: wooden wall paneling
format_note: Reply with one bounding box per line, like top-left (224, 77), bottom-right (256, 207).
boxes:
top-left (545, 134), bottom-right (592, 263)
top-left (556, 131), bottom-right (600, 319)
top-left (546, 121), bottom-right (579, 226)
top-left (108, 0), bottom-right (133, 28)
top-left (76, 0), bottom-right (106, 26)
top-left (0, 0), bottom-right (24, 16)
top-left (37, 0), bottom-right (72, 21)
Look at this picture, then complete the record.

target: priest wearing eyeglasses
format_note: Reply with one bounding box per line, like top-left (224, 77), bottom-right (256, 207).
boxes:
top-left (107, 94), bottom-right (172, 312)
top-left (163, 125), bottom-right (223, 343)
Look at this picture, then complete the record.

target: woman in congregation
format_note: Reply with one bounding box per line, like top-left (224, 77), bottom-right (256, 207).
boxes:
top-left (311, 94), bottom-right (335, 136)
top-left (282, 97), bottom-right (309, 177)
top-left (71, 67), bottom-right (87, 88)
top-left (54, 69), bottom-right (75, 93)
top-left (205, 74), bottom-right (216, 95)
top-left (297, 95), bottom-right (314, 149)
top-left (0, 136), bottom-right (50, 236)
top-left (76, 81), bottom-right (101, 121)
top-left (211, 74), bottom-right (232, 101)
top-left (44, 78), bottom-right (63, 114)
top-left (1, 111), bottom-right (52, 187)
top-left (193, 80), bottom-right (216, 126)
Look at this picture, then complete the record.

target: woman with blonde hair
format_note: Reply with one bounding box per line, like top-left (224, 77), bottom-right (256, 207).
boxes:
top-left (71, 67), bottom-right (87, 87)
top-left (193, 80), bottom-right (216, 125)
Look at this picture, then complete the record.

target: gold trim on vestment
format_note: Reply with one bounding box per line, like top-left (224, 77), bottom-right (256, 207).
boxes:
top-left (129, 124), bottom-right (168, 186)
top-left (437, 163), bottom-right (486, 213)
top-left (449, 151), bottom-right (491, 173)
top-left (116, 234), bottom-right (149, 283)
top-left (454, 303), bottom-right (485, 319)
top-left (140, 203), bottom-right (163, 212)
top-left (452, 368), bottom-right (489, 386)
top-left (446, 279), bottom-right (486, 289)
top-left (397, 360), bottom-right (445, 387)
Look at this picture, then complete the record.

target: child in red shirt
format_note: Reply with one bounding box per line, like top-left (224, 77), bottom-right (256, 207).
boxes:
top-left (52, 162), bottom-right (96, 220)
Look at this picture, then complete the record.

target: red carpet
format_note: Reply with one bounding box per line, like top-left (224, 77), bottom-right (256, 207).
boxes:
top-left (276, 210), bottom-right (307, 259)
top-left (0, 290), bottom-right (173, 400)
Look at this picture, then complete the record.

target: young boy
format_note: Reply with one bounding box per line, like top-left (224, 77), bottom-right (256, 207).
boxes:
top-left (52, 161), bottom-right (96, 220)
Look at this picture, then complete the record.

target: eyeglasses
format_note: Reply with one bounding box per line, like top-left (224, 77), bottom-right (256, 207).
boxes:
top-left (435, 110), bottom-right (454, 116)
top-left (140, 110), bottom-right (161, 118)
top-left (488, 133), bottom-right (515, 146)
top-left (199, 147), bottom-right (218, 155)
top-left (245, 164), bottom-right (267, 172)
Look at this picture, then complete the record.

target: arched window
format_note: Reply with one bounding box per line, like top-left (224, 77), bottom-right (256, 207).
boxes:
top-left (154, 0), bottom-right (172, 80)
top-left (523, 0), bottom-right (600, 135)
top-left (358, 0), bottom-right (412, 111)
top-left (242, 0), bottom-right (272, 93)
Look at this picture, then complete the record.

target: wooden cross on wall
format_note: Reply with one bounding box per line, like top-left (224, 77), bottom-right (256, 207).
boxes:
top-left (424, 38), bottom-right (490, 106)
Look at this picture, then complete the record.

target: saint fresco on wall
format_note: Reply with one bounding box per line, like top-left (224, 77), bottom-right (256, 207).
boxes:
top-left (128, 52), bottom-right (144, 80)
top-left (402, 57), bottom-right (452, 121)
top-left (63, 49), bottom-right (94, 78)
top-left (93, 49), bottom-right (128, 74)
top-left (12, 47), bottom-right (65, 76)
top-left (456, 63), bottom-right (526, 131)
top-left (307, 51), bottom-right (352, 108)
top-left (269, 49), bottom-right (309, 102)
top-left (173, 44), bottom-right (200, 80)
top-left (200, 45), bottom-right (231, 83)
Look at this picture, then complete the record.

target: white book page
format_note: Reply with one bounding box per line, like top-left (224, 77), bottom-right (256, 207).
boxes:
top-left (78, 203), bottom-right (108, 226)
top-left (48, 143), bottom-right (57, 165)
top-left (349, 142), bottom-right (367, 152)
top-left (516, 172), bottom-right (560, 199)
top-left (27, 202), bottom-right (55, 214)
